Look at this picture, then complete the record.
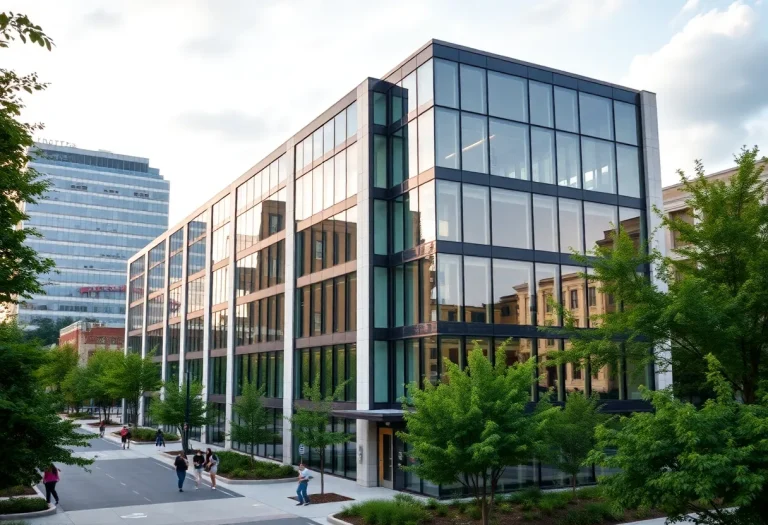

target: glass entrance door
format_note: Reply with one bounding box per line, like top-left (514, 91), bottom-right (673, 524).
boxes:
top-left (378, 427), bottom-right (394, 489)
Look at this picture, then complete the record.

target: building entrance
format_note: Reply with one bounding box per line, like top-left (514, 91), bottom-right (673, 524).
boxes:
top-left (378, 427), bottom-right (394, 489)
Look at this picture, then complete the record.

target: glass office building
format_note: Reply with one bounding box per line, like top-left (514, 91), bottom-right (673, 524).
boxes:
top-left (19, 143), bottom-right (169, 327)
top-left (127, 40), bottom-right (667, 495)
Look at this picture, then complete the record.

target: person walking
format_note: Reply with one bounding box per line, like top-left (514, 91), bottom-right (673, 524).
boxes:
top-left (192, 449), bottom-right (205, 489)
top-left (174, 452), bottom-right (189, 492)
top-left (295, 462), bottom-right (311, 506)
top-left (125, 427), bottom-right (132, 449)
top-left (42, 464), bottom-right (60, 506)
top-left (155, 428), bottom-right (165, 448)
top-left (120, 426), bottom-right (128, 449)
top-left (205, 448), bottom-right (218, 490)
top-left (99, 420), bottom-right (106, 438)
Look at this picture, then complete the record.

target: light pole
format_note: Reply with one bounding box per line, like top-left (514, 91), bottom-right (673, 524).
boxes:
top-left (183, 367), bottom-right (191, 454)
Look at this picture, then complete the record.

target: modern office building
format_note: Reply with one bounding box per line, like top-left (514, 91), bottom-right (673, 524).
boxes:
top-left (127, 40), bottom-right (667, 495)
top-left (17, 143), bottom-right (169, 327)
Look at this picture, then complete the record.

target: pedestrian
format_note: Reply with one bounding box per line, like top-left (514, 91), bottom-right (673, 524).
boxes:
top-left (120, 426), bottom-right (128, 449)
top-left (125, 427), bottom-right (132, 449)
top-left (295, 462), bottom-right (311, 506)
top-left (205, 448), bottom-right (218, 490)
top-left (42, 464), bottom-right (60, 506)
top-left (99, 420), bottom-right (106, 438)
top-left (192, 449), bottom-right (205, 489)
top-left (174, 452), bottom-right (189, 492)
top-left (155, 428), bottom-right (165, 447)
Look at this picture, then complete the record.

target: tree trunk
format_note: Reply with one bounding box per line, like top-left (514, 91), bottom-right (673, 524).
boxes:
top-left (481, 476), bottom-right (489, 525)
top-left (251, 443), bottom-right (255, 466)
top-left (320, 451), bottom-right (325, 494)
top-left (572, 474), bottom-right (577, 494)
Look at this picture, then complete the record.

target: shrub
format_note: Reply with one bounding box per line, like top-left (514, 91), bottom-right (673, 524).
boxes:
top-left (538, 491), bottom-right (573, 512)
top-left (507, 487), bottom-right (541, 506)
top-left (425, 498), bottom-right (439, 509)
top-left (0, 486), bottom-right (34, 498)
top-left (496, 502), bottom-right (512, 514)
top-left (215, 451), bottom-right (296, 479)
top-left (127, 427), bottom-right (179, 441)
top-left (342, 499), bottom-right (431, 525)
top-left (561, 502), bottom-right (616, 525)
top-left (467, 506), bottom-right (482, 520)
top-left (66, 412), bottom-right (94, 419)
top-left (573, 486), bottom-right (603, 500)
top-left (0, 498), bottom-right (49, 515)
top-left (521, 510), bottom-right (540, 521)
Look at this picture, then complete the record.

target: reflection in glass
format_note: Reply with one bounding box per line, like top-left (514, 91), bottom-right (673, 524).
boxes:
top-left (533, 195), bottom-right (558, 252)
top-left (461, 113), bottom-right (488, 174)
top-left (437, 254), bottom-right (462, 322)
top-left (617, 144), bottom-right (641, 198)
top-left (460, 64), bottom-right (486, 114)
top-left (554, 87), bottom-right (579, 133)
top-left (435, 108), bottom-right (460, 169)
top-left (619, 207), bottom-right (642, 248)
top-left (492, 259), bottom-right (532, 325)
top-left (323, 160), bottom-right (334, 209)
top-left (421, 256), bottom-right (436, 322)
top-left (582, 137), bottom-right (616, 194)
top-left (579, 92), bottom-right (614, 140)
top-left (614, 101), bottom-right (638, 146)
top-left (556, 131), bottom-right (581, 188)
top-left (439, 337), bottom-right (462, 383)
top-left (374, 135), bottom-right (387, 188)
top-left (423, 337), bottom-right (439, 385)
top-left (418, 109), bottom-right (435, 173)
top-left (417, 59), bottom-right (434, 108)
top-left (436, 181), bottom-right (461, 242)
top-left (462, 184), bottom-right (490, 245)
top-left (491, 188), bottom-right (531, 249)
top-left (334, 151), bottom-right (346, 204)
top-left (313, 129), bottom-right (323, 161)
top-left (402, 72), bottom-right (417, 115)
top-left (536, 263), bottom-right (560, 327)
top-left (418, 181), bottom-right (435, 244)
top-left (584, 202), bottom-right (617, 253)
top-left (488, 71), bottom-right (527, 122)
top-left (529, 81), bottom-right (553, 128)
top-left (434, 59), bottom-right (459, 109)
top-left (531, 127), bottom-right (555, 184)
top-left (537, 338), bottom-right (560, 399)
top-left (464, 256), bottom-right (491, 324)
top-left (559, 198), bottom-right (583, 254)
top-left (347, 102), bottom-right (357, 139)
top-left (489, 119), bottom-right (528, 179)
top-left (561, 266), bottom-right (586, 328)
top-left (346, 143), bottom-right (358, 197)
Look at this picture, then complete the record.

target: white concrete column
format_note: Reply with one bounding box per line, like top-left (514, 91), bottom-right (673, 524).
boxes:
top-left (178, 225), bottom-right (189, 394)
top-left (282, 140), bottom-right (297, 466)
top-left (160, 237), bottom-right (171, 402)
top-left (224, 193), bottom-right (237, 449)
top-left (138, 254), bottom-right (149, 427)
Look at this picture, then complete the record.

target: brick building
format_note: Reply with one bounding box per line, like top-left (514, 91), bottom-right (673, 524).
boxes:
top-left (59, 320), bottom-right (124, 365)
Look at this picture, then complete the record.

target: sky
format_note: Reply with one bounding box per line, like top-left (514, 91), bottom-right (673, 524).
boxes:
top-left (4, 0), bottom-right (768, 224)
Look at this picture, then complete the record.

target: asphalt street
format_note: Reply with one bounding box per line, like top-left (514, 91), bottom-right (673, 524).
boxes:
top-left (38, 430), bottom-right (241, 512)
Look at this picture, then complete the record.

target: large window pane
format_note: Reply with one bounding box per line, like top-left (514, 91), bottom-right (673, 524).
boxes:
top-left (439, 337), bottom-right (462, 382)
top-left (313, 129), bottom-right (323, 161)
top-left (559, 198), bottom-right (583, 254)
top-left (462, 184), bottom-right (490, 245)
top-left (435, 108), bottom-right (460, 169)
top-left (460, 64), bottom-right (486, 114)
top-left (418, 180), bottom-right (435, 244)
top-left (614, 101), bottom-right (638, 146)
top-left (418, 109), bottom-right (435, 173)
top-left (434, 59), bottom-right (459, 109)
top-left (334, 151), bottom-right (346, 204)
top-left (556, 131), bottom-right (581, 188)
top-left (584, 202), bottom-right (617, 253)
top-left (464, 256), bottom-right (491, 324)
top-left (531, 127), bottom-right (555, 184)
top-left (373, 135), bottom-right (387, 188)
top-left (374, 200), bottom-right (388, 255)
top-left (374, 342), bottom-right (389, 403)
top-left (421, 256), bottom-right (436, 322)
top-left (562, 266), bottom-right (586, 328)
top-left (404, 191), bottom-right (419, 250)
top-left (408, 120), bottom-right (418, 179)
top-left (554, 87), bottom-right (579, 133)
top-left (493, 259), bottom-right (533, 325)
top-left (536, 263), bottom-right (560, 328)
top-left (533, 195), bottom-right (558, 252)
top-left (489, 118), bottom-right (528, 179)
top-left (402, 72), bottom-right (417, 115)
top-left (417, 59), bottom-right (434, 108)
top-left (461, 113), bottom-right (488, 174)
top-left (312, 167), bottom-right (323, 215)
top-left (579, 92), bottom-right (614, 140)
top-left (404, 261), bottom-right (419, 325)
top-left (491, 188), bottom-right (531, 249)
top-left (437, 253), bottom-right (462, 322)
top-left (582, 137), bottom-right (616, 194)
top-left (347, 102), bottom-right (357, 139)
top-left (334, 111), bottom-right (347, 148)
top-left (488, 71), bottom-right (527, 122)
top-left (436, 181), bottom-right (461, 242)
top-left (617, 144), bottom-right (641, 198)
top-left (323, 121), bottom-right (334, 154)
top-left (323, 160), bottom-right (334, 209)
top-left (374, 267), bottom-right (388, 328)
top-left (346, 143), bottom-right (358, 197)
top-left (529, 81), bottom-right (553, 128)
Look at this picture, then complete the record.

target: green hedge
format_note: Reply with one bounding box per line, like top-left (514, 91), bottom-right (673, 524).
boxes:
top-left (0, 498), bottom-right (48, 515)
top-left (113, 427), bottom-right (179, 442)
top-left (66, 412), bottom-right (95, 419)
top-left (341, 495), bottom-right (432, 525)
top-left (216, 451), bottom-right (296, 479)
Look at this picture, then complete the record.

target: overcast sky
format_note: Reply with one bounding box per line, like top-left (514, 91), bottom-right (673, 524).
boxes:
top-left (5, 0), bottom-right (767, 224)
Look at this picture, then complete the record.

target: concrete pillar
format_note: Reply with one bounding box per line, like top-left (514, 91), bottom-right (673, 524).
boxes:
top-left (282, 139), bottom-right (297, 465)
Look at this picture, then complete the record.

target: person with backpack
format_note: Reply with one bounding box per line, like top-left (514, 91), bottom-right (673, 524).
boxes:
top-left (205, 448), bottom-right (218, 490)
top-left (42, 464), bottom-right (60, 506)
top-left (125, 427), bottom-right (132, 449)
top-left (99, 420), bottom-right (106, 438)
top-left (120, 426), bottom-right (128, 449)
top-left (155, 428), bottom-right (165, 447)
top-left (174, 452), bottom-right (189, 492)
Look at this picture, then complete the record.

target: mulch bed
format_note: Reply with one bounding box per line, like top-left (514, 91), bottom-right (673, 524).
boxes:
top-left (87, 421), bottom-right (118, 427)
top-left (289, 493), bottom-right (353, 504)
top-left (0, 486), bottom-right (36, 497)
top-left (163, 450), bottom-right (186, 457)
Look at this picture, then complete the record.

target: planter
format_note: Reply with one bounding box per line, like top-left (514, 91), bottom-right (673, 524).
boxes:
top-left (0, 504), bottom-right (57, 521)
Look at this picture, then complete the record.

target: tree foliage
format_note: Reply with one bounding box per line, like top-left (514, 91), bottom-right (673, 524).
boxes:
top-left (399, 343), bottom-right (555, 525)
top-left (149, 381), bottom-right (211, 451)
top-left (23, 316), bottom-right (81, 346)
top-left (36, 344), bottom-right (78, 394)
top-left (230, 380), bottom-right (278, 464)
top-left (103, 352), bottom-right (160, 427)
top-left (0, 321), bottom-right (92, 490)
top-left (288, 374), bottom-right (350, 494)
top-left (0, 12), bottom-right (55, 304)
top-left (589, 355), bottom-right (768, 525)
top-left (83, 350), bottom-right (122, 422)
top-left (61, 364), bottom-right (90, 413)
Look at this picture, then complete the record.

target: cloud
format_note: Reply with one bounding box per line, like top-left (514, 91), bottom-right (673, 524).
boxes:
top-left (175, 110), bottom-right (285, 142)
top-left (624, 1), bottom-right (768, 178)
top-left (681, 0), bottom-right (700, 13)
top-left (525, 0), bottom-right (625, 29)
top-left (82, 8), bottom-right (122, 29)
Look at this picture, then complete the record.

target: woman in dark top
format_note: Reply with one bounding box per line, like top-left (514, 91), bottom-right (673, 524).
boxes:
top-left (192, 450), bottom-right (205, 489)
top-left (174, 453), bottom-right (189, 492)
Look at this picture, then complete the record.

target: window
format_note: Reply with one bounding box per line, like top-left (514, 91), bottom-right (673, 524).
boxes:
top-left (493, 259), bottom-right (532, 325)
top-left (374, 267), bottom-right (388, 328)
top-left (529, 81), bottom-right (553, 128)
top-left (186, 277), bottom-right (205, 312)
top-left (617, 144), bottom-right (641, 198)
top-left (211, 310), bottom-right (228, 350)
top-left (435, 108), bottom-right (460, 169)
top-left (464, 257), bottom-right (491, 323)
top-left (334, 151), bottom-right (346, 204)
top-left (417, 59), bottom-right (434, 108)
top-left (462, 184), bottom-right (490, 245)
top-left (559, 198), bottom-right (583, 254)
top-left (418, 109), bottom-right (434, 173)
top-left (556, 132), bottom-right (581, 188)
top-left (536, 263), bottom-right (560, 326)
top-left (347, 102), bottom-right (357, 139)
top-left (460, 64), bottom-right (486, 114)
top-left (374, 200), bottom-right (388, 255)
top-left (488, 71), bottom-right (527, 122)
top-left (436, 181), bottom-right (461, 241)
top-left (402, 72), bottom-right (417, 115)
top-left (491, 188), bottom-right (531, 249)
top-left (461, 113), bottom-right (488, 174)
top-left (346, 143), bottom-right (358, 197)
top-left (533, 195), bottom-right (558, 252)
top-left (434, 59), bottom-right (458, 109)
top-left (579, 92), bottom-right (614, 140)
top-left (554, 87), bottom-right (579, 133)
top-left (614, 101), bottom-right (638, 146)
top-left (312, 167), bottom-right (323, 215)
top-left (186, 317), bottom-right (204, 353)
top-left (531, 127), bottom-right (555, 184)
top-left (373, 92), bottom-right (387, 126)
top-left (211, 267), bottom-right (228, 305)
top-left (584, 202), bottom-right (617, 252)
top-left (373, 135), bottom-right (387, 188)
top-left (312, 129), bottom-right (323, 161)
top-left (489, 119), bottom-right (528, 179)
top-left (437, 254), bottom-right (462, 321)
top-left (588, 287), bottom-right (597, 307)
top-left (570, 289), bottom-right (579, 309)
top-left (418, 181), bottom-right (435, 244)
top-left (334, 111), bottom-right (347, 148)
top-left (582, 137), bottom-right (616, 194)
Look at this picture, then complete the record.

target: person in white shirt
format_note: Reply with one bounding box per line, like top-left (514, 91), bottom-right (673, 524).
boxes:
top-left (295, 463), bottom-right (311, 506)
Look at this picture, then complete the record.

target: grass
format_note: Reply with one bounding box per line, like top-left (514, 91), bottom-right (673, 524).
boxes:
top-left (0, 498), bottom-right (48, 515)
top-left (341, 495), bottom-right (432, 525)
top-left (0, 486), bottom-right (35, 498)
top-left (216, 451), bottom-right (296, 479)
top-left (66, 412), bottom-right (95, 419)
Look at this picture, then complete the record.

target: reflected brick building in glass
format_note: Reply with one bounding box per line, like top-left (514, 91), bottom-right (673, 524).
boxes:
top-left (127, 40), bottom-right (668, 495)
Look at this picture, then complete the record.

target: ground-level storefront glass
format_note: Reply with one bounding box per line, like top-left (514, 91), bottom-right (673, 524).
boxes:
top-left (291, 417), bottom-right (357, 480)
top-left (232, 407), bottom-right (284, 461)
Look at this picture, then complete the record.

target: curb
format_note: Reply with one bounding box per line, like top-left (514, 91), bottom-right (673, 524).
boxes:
top-left (327, 514), bottom-right (352, 525)
top-left (0, 501), bottom-right (57, 521)
top-left (215, 475), bottom-right (295, 485)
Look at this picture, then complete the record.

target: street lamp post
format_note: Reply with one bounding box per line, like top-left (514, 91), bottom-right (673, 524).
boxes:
top-left (183, 367), bottom-right (191, 454)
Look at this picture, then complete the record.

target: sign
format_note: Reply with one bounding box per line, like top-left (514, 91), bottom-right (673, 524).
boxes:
top-left (79, 285), bottom-right (126, 294)
top-left (298, 444), bottom-right (306, 455)
top-left (39, 138), bottom-right (76, 148)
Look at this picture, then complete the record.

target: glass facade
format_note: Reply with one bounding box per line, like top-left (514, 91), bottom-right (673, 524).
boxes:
top-left (126, 41), bottom-right (658, 496)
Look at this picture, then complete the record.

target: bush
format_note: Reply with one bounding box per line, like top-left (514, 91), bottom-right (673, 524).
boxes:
top-left (538, 491), bottom-right (573, 513)
top-left (124, 427), bottom-right (179, 442)
top-left (507, 487), bottom-right (542, 506)
top-left (342, 499), bottom-right (431, 525)
top-left (215, 451), bottom-right (296, 479)
top-left (66, 412), bottom-right (94, 419)
top-left (467, 506), bottom-right (482, 520)
top-left (0, 486), bottom-right (34, 498)
top-left (561, 502), bottom-right (616, 525)
top-left (0, 498), bottom-right (49, 515)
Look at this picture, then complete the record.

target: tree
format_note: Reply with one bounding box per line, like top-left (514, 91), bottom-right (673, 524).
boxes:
top-left (588, 355), bottom-right (768, 525)
top-left (104, 352), bottom-right (160, 427)
top-left (36, 344), bottom-right (78, 395)
top-left (23, 317), bottom-right (77, 346)
top-left (288, 374), bottom-right (350, 494)
top-left (84, 350), bottom-right (122, 423)
top-left (149, 381), bottom-right (211, 452)
top-left (399, 343), bottom-right (555, 525)
top-left (540, 393), bottom-right (605, 493)
top-left (0, 320), bottom-right (92, 490)
top-left (61, 365), bottom-right (90, 413)
top-left (554, 148), bottom-right (768, 405)
top-left (230, 380), bottom-right (278, 464)
top-left (0, 12), bottom-right (55, 305)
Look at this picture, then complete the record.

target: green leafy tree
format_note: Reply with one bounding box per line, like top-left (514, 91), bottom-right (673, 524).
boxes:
top-left (0, 320), bottom-right (92, 490)
top-left (61, 365), bottom-right (90, 413)
top-left (541, 393), bottom-right (605, 493)
top-left (84, 350), bottom-right (122, 423)
top-left (0, 12), bottom-right (55, 305)
top-left (104, 352), bottom-right (160, 427)
top-left (588, 355), bottom-right (768, 524)
top-left (230, 380), bottom-right (278, 464)
top-left (288, 374), bottom-right (350, 494)
top-left (399, 343), bottom-right (555, 525)
top-left (149, 381), bottom-right (212, 452)
top-left (23, 317), bottom-right (80, 346)
top-left (36, 344), bottom-right (78, 396)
